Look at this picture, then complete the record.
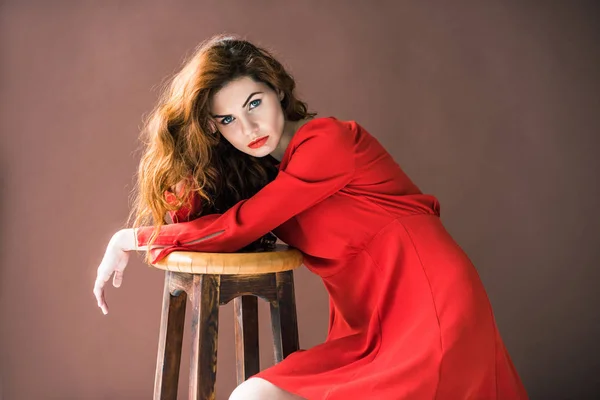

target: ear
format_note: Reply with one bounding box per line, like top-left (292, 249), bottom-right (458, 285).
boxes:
top-left (278, 89), bottom-right (285, 102)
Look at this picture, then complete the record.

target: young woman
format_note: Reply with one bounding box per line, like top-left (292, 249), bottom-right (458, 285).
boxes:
top-left (93, 35), bottom-right (528, 399)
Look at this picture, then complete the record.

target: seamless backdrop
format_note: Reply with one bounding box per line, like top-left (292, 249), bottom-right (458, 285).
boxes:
top-left (1, 1), bottom-right (599, 399)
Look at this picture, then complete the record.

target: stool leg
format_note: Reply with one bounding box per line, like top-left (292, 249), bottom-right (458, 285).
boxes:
top-left (269, 270), bottom-right (300, 363)
top-left (189, 274), bottom-right (220, 400)
top-left (154, 271), bottom-right (187, 400)
top-left (234, 295), bottom-right (260, 384)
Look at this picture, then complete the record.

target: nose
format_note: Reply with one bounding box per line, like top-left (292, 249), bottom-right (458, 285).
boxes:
top-left (240, 118), bottom-right (259, 137)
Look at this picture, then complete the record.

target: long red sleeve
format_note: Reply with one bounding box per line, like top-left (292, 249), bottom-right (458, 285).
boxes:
top-left (136, 118), bottom-right (356, 263)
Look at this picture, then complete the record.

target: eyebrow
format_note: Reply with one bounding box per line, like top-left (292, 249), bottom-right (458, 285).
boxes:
top-left (211, 91), bottom-right (263, 118)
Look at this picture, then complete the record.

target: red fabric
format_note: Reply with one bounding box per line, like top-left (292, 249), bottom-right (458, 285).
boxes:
top-left (137, 117), bottom-right (528, 399)
top-left (164, 184), bottom-right (202, 223)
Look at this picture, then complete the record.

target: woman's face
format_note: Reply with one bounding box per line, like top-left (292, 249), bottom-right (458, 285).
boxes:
top-left (210, 76), bottom-right (285, 157)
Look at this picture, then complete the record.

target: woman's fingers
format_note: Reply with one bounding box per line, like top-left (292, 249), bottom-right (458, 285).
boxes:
top-left (100, 290), bottom-right (108, 315)
top-left (93, 277), bottom-right (109, 315)
top-left (113, 270), bottom-right (123, 288)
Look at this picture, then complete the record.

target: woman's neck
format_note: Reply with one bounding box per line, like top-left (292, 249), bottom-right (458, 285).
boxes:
top-left (271, 117), bottom-right (314, 161)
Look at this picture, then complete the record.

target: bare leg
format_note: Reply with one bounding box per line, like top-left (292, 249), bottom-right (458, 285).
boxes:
top-left (229, 377), bottom-right (306, 400)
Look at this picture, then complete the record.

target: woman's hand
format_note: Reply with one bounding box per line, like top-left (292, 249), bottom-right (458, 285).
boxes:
top-left (93, 229), bottom-right (136, 315)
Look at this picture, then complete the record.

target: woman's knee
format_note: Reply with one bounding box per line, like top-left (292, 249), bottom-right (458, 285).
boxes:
top-left (229, 378), bottom-right (272, 400)
top-left (229, 377), bottom-right (303, 400)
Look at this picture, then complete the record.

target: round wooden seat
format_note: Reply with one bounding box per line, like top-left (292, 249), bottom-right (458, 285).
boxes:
top-left (151, 244), bottom-right (303, 275)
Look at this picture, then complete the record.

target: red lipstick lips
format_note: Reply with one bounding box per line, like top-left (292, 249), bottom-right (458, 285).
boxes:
top-left (248, 136), bottom-right (269, 149)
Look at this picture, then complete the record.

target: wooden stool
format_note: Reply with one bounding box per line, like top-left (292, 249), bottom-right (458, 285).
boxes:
top-left (150, 244), bottom-right (303, 400)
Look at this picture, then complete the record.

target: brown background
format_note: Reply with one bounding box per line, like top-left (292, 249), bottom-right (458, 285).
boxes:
top-left (1, 1), bottom-right (599, 399)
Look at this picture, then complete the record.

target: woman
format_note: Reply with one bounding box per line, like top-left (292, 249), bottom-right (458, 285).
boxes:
top-left (93, 35), bottom-right (528, 399)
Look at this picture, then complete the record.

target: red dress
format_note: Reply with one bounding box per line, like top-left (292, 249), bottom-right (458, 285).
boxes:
top-left (136, 117), bottom-right (528, 399)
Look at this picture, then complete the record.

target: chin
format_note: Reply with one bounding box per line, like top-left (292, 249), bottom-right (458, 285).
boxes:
top-left (258, 148), bottom-right (275, 157)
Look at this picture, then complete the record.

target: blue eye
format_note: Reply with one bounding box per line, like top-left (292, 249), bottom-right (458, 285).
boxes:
top-left (221, 116), bottom-right (234, 125)
top-left (249, 99), bottom-right (261, 109)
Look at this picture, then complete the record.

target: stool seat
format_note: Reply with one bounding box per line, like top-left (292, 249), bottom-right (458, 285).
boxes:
top-left (152, 244), bottom-right (303, 274)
